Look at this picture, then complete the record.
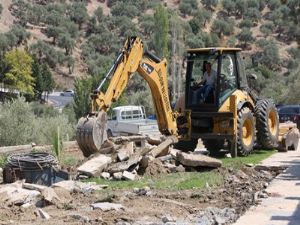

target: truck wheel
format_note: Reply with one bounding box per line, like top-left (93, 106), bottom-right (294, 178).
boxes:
top-left (237, 107), bottom-right (255, 156)
top-left (203, 139), bottom-right (224, 156)
top-left (255, 99), bottom-right (279, 149)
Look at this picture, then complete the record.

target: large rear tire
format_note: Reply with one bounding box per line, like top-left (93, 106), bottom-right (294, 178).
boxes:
top-left (255, 99), bottom-right (279, 149)
top-left (237, 107), bottom-right (256, 156)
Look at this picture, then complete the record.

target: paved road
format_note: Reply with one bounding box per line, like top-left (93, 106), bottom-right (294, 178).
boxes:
top-left (234, 144), bottom-right (300, 225)
top-left (48, 92), bottom-right (73, 110)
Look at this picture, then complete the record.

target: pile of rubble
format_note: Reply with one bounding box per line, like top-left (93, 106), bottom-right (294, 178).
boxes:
top-left (76, 135), bottom-right (222, 181)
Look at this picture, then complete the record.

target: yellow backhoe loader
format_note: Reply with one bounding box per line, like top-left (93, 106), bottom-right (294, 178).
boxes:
top-left (76, 36), bottom-right (279, 158)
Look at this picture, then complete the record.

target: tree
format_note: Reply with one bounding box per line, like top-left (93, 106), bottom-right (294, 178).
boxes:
top-left (211, 19), bottom-right (234, 38)
top-left (235, 0), bottom-right (247, 16)
top-left (222, 0), bottom-right (235, 16)
top-left (111, 2), bottom-right (139, 18)
top-left (44, 26), bottom-right (63, 44)
top-left (0, 34), bottom-right (8, 56)
top-left (57, 33), bottom-right (75, 55)
top-left (268, 0), bottom-right (281, 11)
top-left (94, 6), bottom-right (104, 23)
top-left (179, 0), bottom-right (198, 17)
top-left (3, 50), bottom-right (34, 95)
top-left (245, 7), bottom-right (261, 22)
top-left (258, 40), bottom-right (280, 69)
top-left (32, 59), bottom-right (54, 100)
top-left (237, 28), bottom-right (254, 47)
top-left (260, 22), bottom-right (275, 37)
top-left (189, 9), bottom-right (212, 34)
top-left (73, 77), bottom-right (93, 119)
top-left (8, 24), bottom-right (30, 46)
top-left (0, 3), bottom-right (3, 18)
top-left (70, 2), bottom-right (89, 29)
top-left (153, 5), bottom-right (169, 58)
top-left (202, 0), bottom-right (219, 9)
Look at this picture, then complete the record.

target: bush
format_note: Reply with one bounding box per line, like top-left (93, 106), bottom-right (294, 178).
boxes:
top-left (0, 98), bottom-right (74, 146)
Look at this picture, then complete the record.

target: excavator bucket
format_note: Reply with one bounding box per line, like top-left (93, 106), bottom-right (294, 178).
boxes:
top-left (76, 111), bottom-right (108, 157)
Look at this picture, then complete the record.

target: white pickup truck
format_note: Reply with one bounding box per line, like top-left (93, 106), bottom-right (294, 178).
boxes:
top-left (107, 105), bottom-right (160, 136)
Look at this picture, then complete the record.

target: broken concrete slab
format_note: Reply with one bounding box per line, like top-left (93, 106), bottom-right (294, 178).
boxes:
top-left (37, 208), bottom-right (50, 220)
top-left (122, 171), bottom-right (135, 181)
top-left (149, 135), bottom-right (178, 158)
top-left (101, 172), bottom-right (111, 180)
top-left (90, 202), bottom-right (124, 211)
top-left (41, 187), bottom-right (61, 205)
top-left (169, 148), bottom-right (180, 159)
top-left (111, 135), bottom-right (147, 144)
top-left (140, 155), bottom-right (155, 169)
top-left (52, 180), bottom-right (107, 193)
top-left (117, 142), bottom-right (134, 161)
top-left (22, 183), bottom-right (46, 192)
top-left (107, 153), bottom-right (142, 173)
top-left (0, 181), bottom-right (41, 206)
top-left (113, 172), bottom-right (123, 180)
top-left (99, 140), bottom-right (115, 154)
top-left (146, 135), bottom-right (165, 145)
top-left (177, 152), bottom-right (222, 168)
top-left (157, 154), bottom-right (172, 162)
top-left (77, 154), bottom-right (112, 177)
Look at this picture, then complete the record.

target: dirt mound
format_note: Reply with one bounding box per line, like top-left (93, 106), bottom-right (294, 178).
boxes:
top-left (143, 159), bottom-right (168, 178)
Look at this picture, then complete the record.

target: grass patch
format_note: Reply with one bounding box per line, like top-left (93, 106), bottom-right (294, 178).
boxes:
top-left (89, 171), bottom-right (223, 191)
top-left (221, 149), bottom-right (276, 169)
top-left (0, 155), bottom-right (8, 168)
top-left (62, 155), bottom-right (80, 167)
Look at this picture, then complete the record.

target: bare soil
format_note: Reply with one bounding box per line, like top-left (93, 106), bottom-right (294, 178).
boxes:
top-left (0, 162), bottom-right (281, 225)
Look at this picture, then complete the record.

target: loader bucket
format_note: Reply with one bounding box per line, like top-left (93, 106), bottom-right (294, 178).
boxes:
top-left (76, 111), bottom-right (108, 157)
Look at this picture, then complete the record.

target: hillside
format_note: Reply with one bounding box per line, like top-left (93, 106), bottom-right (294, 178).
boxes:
top-left (0, 0), bottom-right (299, 104)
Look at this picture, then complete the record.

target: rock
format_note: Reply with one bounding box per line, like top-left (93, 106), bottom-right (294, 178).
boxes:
top-left (77, 154), bottom-right (112, 177)
top-left (22, 183), bottom-right (46, 192)
top-left (146, 135), bottom-right (165, 145)
top-left (0, 181), bottom-right (41, 206)
top-left (107, 153), bottom-right (142, 173)
top-left (117, 142), bottom-right (134, 161)
top-left (246, 163), bottom-right (254, 167)
top-left (21, 203), bottom-right (33, 208)
top-left (41, 187), bottom-right (61, 205)
top-left (163, 162), bottom-right (177, 172)
top-left (162, 215), bottom-right (176, 223)
top-left (37, 208), bottom-right (50, 220)
top-left (157, 154), bottom-right (172, 162)
top-left (263, 182), bottom-right (269, 188)
top-left (52, 180), bottom-right (107, 194)
top-left (113, 172), bottom-right (123, 180)
top-left (177, 152), bottom-right (222, 168)
top-left (175, 165), bottom-right (186, 172)
top-left (225, 153), bottom-right (232, 158)
top-left (169, 148), bottom-right (180, 159)
top-left (101, 172), bottom-right (111, 180)
top-left (99, 140), bottom-right (115, 154)
top-left (122, 171), bottom-right (135, 181)
top-left (70, 214), bottom-right (90, 222)
top-left (90, 202), bottom-right (124, 211)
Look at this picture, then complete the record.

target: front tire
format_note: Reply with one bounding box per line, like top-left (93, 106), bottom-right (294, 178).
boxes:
top-left (237, 107), bottom-right (256, 156)
top-left (255, 99), bottom-right (279, 149)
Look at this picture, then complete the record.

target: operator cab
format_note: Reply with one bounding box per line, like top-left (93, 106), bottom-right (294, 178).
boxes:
top-left (185, 48), bottom-right (246, 112)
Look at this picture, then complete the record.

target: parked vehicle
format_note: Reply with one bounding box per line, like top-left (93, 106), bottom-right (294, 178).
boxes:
top-left (277, 105), bottom-right (300, 128)
top-left (60, 89), bottom-right (74, 97)
top-left (107, 105), bottom-right (160, 136)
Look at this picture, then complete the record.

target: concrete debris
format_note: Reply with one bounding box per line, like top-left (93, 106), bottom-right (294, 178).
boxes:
top-left (122, 171), bottom-right (135, 181)
top-left (90, 202), bottom-right (124, 211)
top-left (101, 172), bottom-right (111, 180)
top-left (77, 154), bottom-right (112, 177)
top-left (22, 183), bottom-right (46, 192)
top-left (52, 180), bottom-right (107, 193)
top-left (162, 215), bottom-right (176, 223)
top-left (169, 148), bottom-right (180, 159)
top-left (177, 152), bottom-right (222, 168)
top-left (70, 214), bottom-right (90, 222)
top-left (0, 181), bottom-right (41, 206)
top-left (146, 135), bottom-right (165, 145)
top-left (21, 202), bottom-right (33, 208)
top-left (37, 208), bottom-right (51, 220)
top-left (113, 172), bottom-right (123, 180)
top-left (149, 135), bottom-right (177, 158)
top-left (157, 154), bottom-right (172, 162)
top-left (41, 187), bottom-right (61, 205)
top-left (176, 165), bottom-right (186, 172)
top-left (117, 142), bottom-right (134, 161)
top-left (107, 153), bottom-right (142, 173)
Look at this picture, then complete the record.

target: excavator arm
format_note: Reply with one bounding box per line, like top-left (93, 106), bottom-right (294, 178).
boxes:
top-left (76, 37), bottom-right (180, 157)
